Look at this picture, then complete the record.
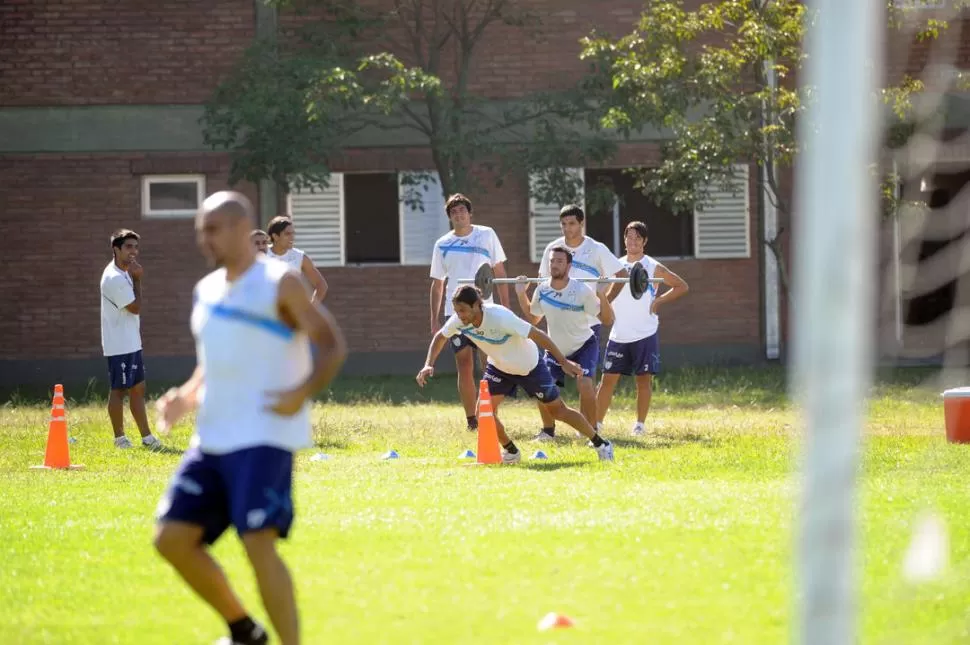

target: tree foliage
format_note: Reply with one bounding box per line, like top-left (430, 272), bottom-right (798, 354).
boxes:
top-left (203, 0), bottom-right (615, 207)
top-left (580, 0), bottom-right (959, 294)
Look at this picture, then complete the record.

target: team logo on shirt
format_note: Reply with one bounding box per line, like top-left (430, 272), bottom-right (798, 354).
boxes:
top-left (247, 509), bottom-right (268, 529)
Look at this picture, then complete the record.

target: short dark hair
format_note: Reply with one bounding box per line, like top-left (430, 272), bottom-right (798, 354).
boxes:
top-left (625, 220), bottom-right (648, 240)
top-left (267, 215), bottom-right (293, 240)
top-left (111, 229), bottom-right (139, 249)
top-left (452, 284), bottom-right (482, 307)
top-left (549, 245), bottom-right (573, 264)
top-left (559, 204), bottom-right (585, 223)
top-left (445, 193), bottom-right (473, 216)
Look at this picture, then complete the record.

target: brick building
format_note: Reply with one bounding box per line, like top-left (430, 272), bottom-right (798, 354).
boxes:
top-left (0, 0), bottom-right (963, 391)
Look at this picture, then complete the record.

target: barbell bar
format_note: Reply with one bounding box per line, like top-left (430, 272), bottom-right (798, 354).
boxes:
top-left (457, 262), bottom-right (663, 301)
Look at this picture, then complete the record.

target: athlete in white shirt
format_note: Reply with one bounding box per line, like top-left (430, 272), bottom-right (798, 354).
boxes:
top-left (532, 205), bottom-right (627, 440)
top-left (99, 229), bottom-right (162, 450)
top-left (267, 215), bottom-right (329, 303)
top-left (516, 246), bottom-right (614, 439)
top-left (416, 286), bottom-right (615, 463)
top-left (154, 192), bottom-right (347, 645)
top-left (429, 193), bottom-right (510, 431)
top-left (597, 221), bottom-right (689, 436)
top-left (250, 228), bottom-right (269, 254)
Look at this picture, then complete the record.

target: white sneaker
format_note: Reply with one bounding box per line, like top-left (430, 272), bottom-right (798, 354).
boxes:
top-left (114, 436), bottom-right (133, 449)
top-left (596, 441), bottom-right (615, 461)
top-left (142, 434), bottom-right (163, 450)
top-left (532, 430), bottom-right (555, 442)
top-left (632, 423), bottom-right (645, 437)
top-left (501, 449), bottom-right (522, 464)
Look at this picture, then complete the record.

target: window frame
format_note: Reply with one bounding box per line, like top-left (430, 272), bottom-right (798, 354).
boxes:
top-left (141, 174), bottom-right (206, 219)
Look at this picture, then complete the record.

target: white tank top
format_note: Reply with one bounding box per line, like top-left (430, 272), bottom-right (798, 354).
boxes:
top-left (268, 247), bottom-right (305, 273)
top-left (190, 255), bottom-right (312, 454)
top-left (609, 254), bottom-right (660, 343)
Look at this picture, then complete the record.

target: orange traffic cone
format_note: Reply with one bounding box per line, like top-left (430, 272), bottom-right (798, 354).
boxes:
top-left (537, 612), bottom-right (576, 631)
top-left (31, 384), bottom-right (83, 471)
top-left (476, 380), bottom-right (502, 465)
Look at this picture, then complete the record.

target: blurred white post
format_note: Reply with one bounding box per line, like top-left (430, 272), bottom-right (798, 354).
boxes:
top-left (793, 1), bottom-right (883, 645)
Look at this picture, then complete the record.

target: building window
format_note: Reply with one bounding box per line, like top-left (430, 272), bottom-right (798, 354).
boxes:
top-left (344, 173), bottom-right (401, 264)
top-left (141, 175), bottom-right (205, 219)
top-left (287, 171), bottom-right (451, 267)
top-left (529, 165), bottom-right (750, 262)
top-left (584, 168), bottom-right (695, 258)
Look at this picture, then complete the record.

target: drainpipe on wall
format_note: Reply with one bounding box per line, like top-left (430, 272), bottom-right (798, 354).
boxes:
top-left (892, 159), bottom-right (903, 346)
top-left (763, 58), bottom-right (781, 360)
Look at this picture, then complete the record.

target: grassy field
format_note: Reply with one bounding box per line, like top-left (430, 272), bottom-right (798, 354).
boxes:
top-left (2, 366), bottom-right (969, 644)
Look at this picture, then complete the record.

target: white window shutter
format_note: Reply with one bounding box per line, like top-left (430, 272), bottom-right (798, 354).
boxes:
top-left (399, 171), bottom-right (449, 265)
top-left (693, 164), bottom-right (751, 259)
top-left (529, 168), bottom-right (584, 263)
top-left (287, 174), bottom-right (345, 267)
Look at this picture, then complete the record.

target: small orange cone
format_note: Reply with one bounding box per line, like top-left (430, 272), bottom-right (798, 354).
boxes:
top-left (476, 380), bottom-right (502, 465)
top-left (537, 612), bottom-right (575, 631)
top-left (31, 384), bottom-right (83, 471)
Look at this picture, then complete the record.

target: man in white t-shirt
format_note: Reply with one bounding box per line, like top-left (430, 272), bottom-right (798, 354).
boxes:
top-left (533, 204), bottom-right (627, 440)
top-left (99, 229), bottom-right (161, 449)
top-left (250, 229), bottom-right (269, 254)
top-left (267, 215), bottom-right (329, 303)
top-left (416, 285), bottom-right (614, 463)
top-left (429, 193), bottom-right (510, 431)
top-left (597, 221), bottom-right (689, 436)
top-left (516, 246), bottom-right (614, 440)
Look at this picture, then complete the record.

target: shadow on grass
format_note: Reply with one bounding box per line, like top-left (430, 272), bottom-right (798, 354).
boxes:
top-left (521, 461), bottom-right (586, 472)
top-left (152, 445), bottom-right (185, 456)
top-left (608, 431), bottom-right (718, 450)
top-left (313, 437), bottom-right (350, 450)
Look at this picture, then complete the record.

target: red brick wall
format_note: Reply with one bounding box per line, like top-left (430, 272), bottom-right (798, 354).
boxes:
top-left (0, 151), bottom-right (761, 364)
top-left (885, 13), bottom-right (970, 86)
top-left (0, 0), bottom-right (764, 365)
top-left (0, 0), bottom-right (254, 106)
top-left (0, 154), bottom-right (257, 360)
top-left (278, 0), bottom-right (706, 99)
top-left (317, 143), bottom-right (762, 354)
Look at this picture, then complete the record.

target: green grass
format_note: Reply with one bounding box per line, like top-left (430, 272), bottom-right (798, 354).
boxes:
top-left (2, 366), bottom-right (969, 644)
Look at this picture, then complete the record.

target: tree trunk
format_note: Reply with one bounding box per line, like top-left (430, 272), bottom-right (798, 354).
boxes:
top-left (765, 234), bottom-right (790, 297)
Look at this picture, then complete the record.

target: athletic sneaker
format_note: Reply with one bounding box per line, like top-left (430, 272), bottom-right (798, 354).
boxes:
top-left (214, 622), bottom-right (268, 645)
top-left (501, 449), bottom-right (522, 464)
top-left (114, 436), bottom-right (133, 449)
top-left (632, 422), bottom-right (645, 437)
top-left (596, 441), bottom-right (615, 462)
top-left (532, 429), bottom-right (555, 442)
top-left (142, 434), bottom-right (164, 450)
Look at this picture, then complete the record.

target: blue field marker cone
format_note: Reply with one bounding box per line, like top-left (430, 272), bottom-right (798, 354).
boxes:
top-left (530, 450), bottom-right (548, 460)
top-left (382, 449), bottom-right (400, 460)
top-left (309, 452), bottom-right (331, 462)
top-left (458, 449), bottom-right (476, 459)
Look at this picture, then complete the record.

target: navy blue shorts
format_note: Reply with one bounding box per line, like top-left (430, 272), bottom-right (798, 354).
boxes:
top-left (483, 355), bottom-right (560, 403)
top-left (106, 350), bottom-right (145, 391)
top-left (156, 445), bottom-right (295, 545)
top-left (545, 332), bottom-right (600, 386)
top-left (603, 333), bottom-right (661, 376)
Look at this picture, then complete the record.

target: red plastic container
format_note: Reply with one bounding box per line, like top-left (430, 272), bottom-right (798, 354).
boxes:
top-left (943, 387), bottom-right (970, 443)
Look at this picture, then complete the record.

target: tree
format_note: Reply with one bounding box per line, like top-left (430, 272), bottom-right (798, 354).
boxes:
top-left (203, 0), bottom-right (615, 207)
top-left (579, 0), bottom-right (957, 296)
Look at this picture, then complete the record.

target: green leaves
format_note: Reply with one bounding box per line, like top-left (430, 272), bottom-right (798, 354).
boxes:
top-left (204, 0), bottom-right (614, 203)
